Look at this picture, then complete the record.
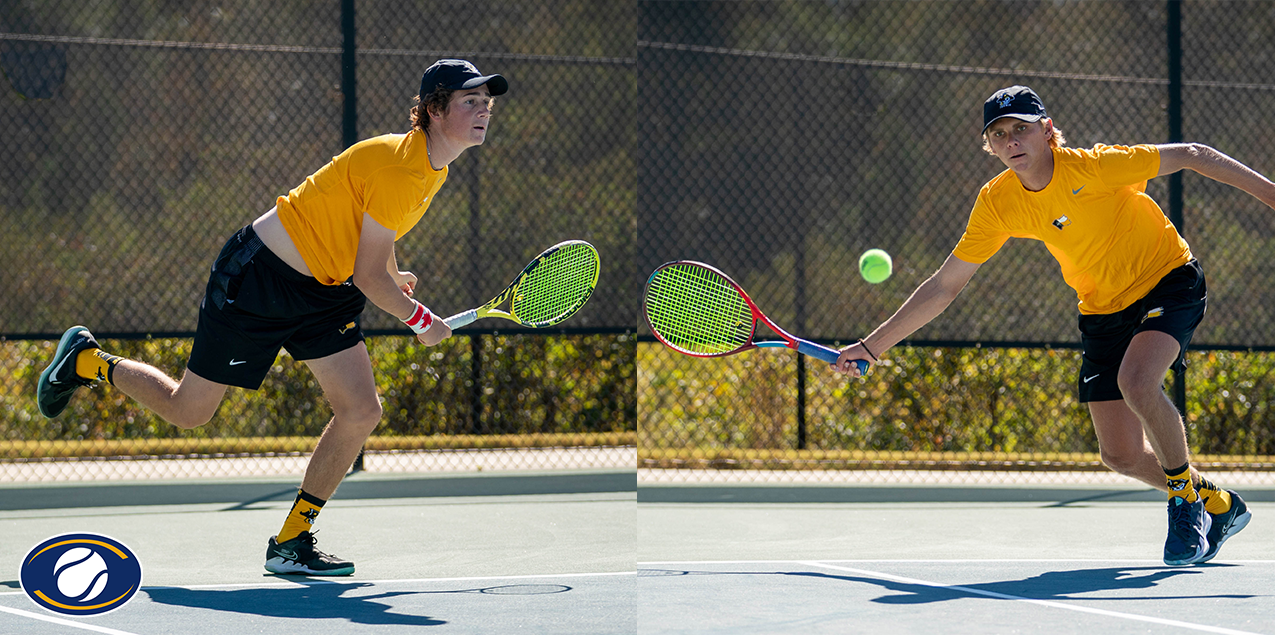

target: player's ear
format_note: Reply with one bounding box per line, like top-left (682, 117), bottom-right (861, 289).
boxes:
top-left (426, 100), bottom-right (447, 121)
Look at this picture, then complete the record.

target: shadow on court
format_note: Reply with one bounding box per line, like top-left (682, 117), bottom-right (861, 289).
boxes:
top-left (645, 564), bottom-right (1263, 605)
top-left (144, 581), bottom-right (574, 627)
top-left (145, 582), bottom-right (447, 626)
top-left (143, 581), bottom-right (573, 624)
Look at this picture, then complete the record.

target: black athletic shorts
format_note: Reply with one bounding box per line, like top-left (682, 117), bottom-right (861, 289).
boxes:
top-left (187, 225), bottom-right (367, 389)
top-left (1077, 259), bottom-right (1206, 403)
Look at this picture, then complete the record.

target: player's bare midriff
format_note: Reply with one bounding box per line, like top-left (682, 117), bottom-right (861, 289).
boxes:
top-left (251, 207), bottom-right (315, 278)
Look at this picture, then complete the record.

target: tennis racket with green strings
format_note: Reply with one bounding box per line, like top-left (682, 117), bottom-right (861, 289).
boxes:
top-left (643, 260), bottom-right (867, 372)
top-left (444, 240), bottom-right (600, 329)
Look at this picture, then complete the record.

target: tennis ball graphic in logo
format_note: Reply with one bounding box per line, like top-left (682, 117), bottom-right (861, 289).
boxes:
top-left (859, 249), bottom-right (893, 284)
top-left (20, 533), bottom-right (142, 616)
top-left (55, 548), bottom-right (110, 602)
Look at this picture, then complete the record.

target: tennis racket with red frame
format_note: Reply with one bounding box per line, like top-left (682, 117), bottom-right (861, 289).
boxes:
top-left (642, 260), bottom-right (868, 372)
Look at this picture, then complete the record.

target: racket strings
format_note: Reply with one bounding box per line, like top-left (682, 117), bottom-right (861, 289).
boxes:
top-left (511, 243), bottom-right (600, 326)
top-left (645, 264), bottom-right (753, 355)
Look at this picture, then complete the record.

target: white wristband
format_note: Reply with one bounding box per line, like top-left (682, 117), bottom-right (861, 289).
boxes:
top-left (402, 300), bottom-right (434, 335)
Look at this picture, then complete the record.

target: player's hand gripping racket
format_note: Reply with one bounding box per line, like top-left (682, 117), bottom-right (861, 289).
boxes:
top-left (643, 260), bottom-right (868, 372)
top-left (444, 240), bottom-right (600, 329)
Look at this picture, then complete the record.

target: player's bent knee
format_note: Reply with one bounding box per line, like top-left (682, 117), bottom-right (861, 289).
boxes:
top-left (169, 409), bottom-right (216, 430)
top-left (1099, 448), bottom-right (1144, 476)
top-left (1115, 369), bottom-right (1163, 405)
top-left (336, 400), bottom-right (382, 431)
top-left (361, 402), bottom-right (384, 427)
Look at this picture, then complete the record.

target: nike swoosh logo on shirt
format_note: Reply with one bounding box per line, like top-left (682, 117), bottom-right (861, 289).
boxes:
top-left (1072, 186), bottom-right (1085, 194)
top-left (229, 359), bottom-right (247, 366)
top-left (1084, 374), bottom-right (1099, 383)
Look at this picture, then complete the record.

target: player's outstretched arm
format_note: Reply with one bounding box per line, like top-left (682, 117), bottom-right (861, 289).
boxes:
top-left (1156, 143), bottom-right (1275, 210)
top-left (834, 253), bottom-right (981, 376)
top-left (386, 243), bottom-right (418, 297)
top-left (353, 214), bottom-right (451, 346)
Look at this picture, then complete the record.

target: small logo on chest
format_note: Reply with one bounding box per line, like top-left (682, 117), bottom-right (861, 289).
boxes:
top-left (1052, 215), bottom-right (1072, 230)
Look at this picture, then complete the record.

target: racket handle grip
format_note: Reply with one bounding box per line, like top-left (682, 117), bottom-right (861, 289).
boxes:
top-left (443, 310), bottom-right (477, 329)
top-left (797, 340), bottom-right (869, 373)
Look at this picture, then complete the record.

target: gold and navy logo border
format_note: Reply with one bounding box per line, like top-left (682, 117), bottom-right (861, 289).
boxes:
top-left (19, 532), bottom-right (143, 616)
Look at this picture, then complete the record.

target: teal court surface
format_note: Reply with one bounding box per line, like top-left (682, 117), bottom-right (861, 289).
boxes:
top-left (4, 469), bottom-right (1273, 634)
top-left (638, 476), bottom-right (1275, 635)
top-left (0, 470), bottom-right (636, 634)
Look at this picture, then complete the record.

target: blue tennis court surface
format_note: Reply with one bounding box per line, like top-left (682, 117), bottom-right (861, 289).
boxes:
top-left (2, 571), bottom-right (633, 634)
top-left (0, 470), bottom-right (636, 634)
top-left (639, 482), bottom-right (1275, 634)
top-left (5, 474), bottom-right (1271, 633)
top-left (639, 559), bottom-right (1274, 634)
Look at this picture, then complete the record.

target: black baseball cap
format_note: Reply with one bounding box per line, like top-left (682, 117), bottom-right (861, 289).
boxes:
top-left (982, 85), bottom-right (1047, 134)
top-left (419, 59), bottom-right (508, 100)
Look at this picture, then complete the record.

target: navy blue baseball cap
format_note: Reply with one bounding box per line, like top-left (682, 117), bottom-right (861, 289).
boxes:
top-left (419, 59), bottom-right (508, 100)
top-left (982, 85), bottom-right (1047, 134)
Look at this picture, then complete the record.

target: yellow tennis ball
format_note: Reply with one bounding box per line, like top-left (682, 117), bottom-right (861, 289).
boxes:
top-left (859, 249), bottom-right (892, 284)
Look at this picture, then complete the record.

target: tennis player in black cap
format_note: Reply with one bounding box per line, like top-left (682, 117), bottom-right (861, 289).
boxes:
top-left (834, 85), bottom-right (1275, 565)
top-left (37, 59), bottom-right (508, 575)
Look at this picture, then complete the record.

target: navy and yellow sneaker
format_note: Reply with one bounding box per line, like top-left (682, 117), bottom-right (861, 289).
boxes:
top-left (37, 326), bottom-right (99, 418)
top-left (1164, 496), bottom-right (1212, 566)
top-left (1200, 490), bottom-right (1252, 563)
top-left (264, 531), bottom-right (354, 576)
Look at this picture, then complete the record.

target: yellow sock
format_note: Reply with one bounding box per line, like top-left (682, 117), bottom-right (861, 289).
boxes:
top-left (75, 349), bottom-right (122, 384)
top-left (277, 489), bottom-right (326, 543)
top-left (1164, 463), bottom-right (1198, 503)
top-left (1196, 476), bottom-right (1232, 515)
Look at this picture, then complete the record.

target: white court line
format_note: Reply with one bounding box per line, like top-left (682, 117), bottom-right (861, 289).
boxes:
top-left (802, 561), bottom-right (1266, 635)
top-left (0, 604), bottom-right (141, 635)
top-left (0, 570), bottom-right (635, 596)
top-left (145, 570), bottom-right (635, 590)
top-left (640, 559), bottom-right (1275, 565)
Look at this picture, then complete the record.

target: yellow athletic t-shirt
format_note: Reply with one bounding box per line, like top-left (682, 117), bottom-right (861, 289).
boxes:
top-left (953, 144), bottom-right (1191, 315)
top-left (276, 130), bottom-right (446, 285)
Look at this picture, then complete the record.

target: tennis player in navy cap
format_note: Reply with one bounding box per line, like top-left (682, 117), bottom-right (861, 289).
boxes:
top-left (38, 59), bottom-right (507, 575)
top-left (835, 85), bottom-right (1275, 565)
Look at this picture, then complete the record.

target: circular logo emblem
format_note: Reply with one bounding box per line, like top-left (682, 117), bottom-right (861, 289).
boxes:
top-left (19, 533), bottom-right (142, 616)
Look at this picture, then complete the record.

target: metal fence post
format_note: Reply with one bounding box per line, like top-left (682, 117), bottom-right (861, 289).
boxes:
top-left (795, 247), bottom-right (808, 451)
top-left (342, 0), bottom-right (364, 471)
top-left (467, 152), bottom-right (484, 434)
top-left (341, 0), bottom-right (357, 150)
top-left (1167, 0), bottom-right (1187, 416)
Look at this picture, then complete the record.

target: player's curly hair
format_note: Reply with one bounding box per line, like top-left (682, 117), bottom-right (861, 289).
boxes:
top-left (982, 119), bottom-right (1067, 155)
top-left (410, 85), bottom-right (454, 133)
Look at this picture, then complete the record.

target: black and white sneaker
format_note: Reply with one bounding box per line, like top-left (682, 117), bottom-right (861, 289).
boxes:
top-left (264, 531), bottom-right (354, 576)
top-left (37, 326), bottom-right (99, 418)
top-left (1163, 496), bottom-right (1212, 566)
top-left (1200, 490), bottom-right (1252, 563)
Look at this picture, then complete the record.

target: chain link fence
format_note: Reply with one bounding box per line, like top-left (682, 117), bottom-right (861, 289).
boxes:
top-left (8, 1), bottom-right (1275, 487)
top-left (0, 0), bottom-right (636, 481)
top-left (637, 0), bottom-right (1275, 483)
